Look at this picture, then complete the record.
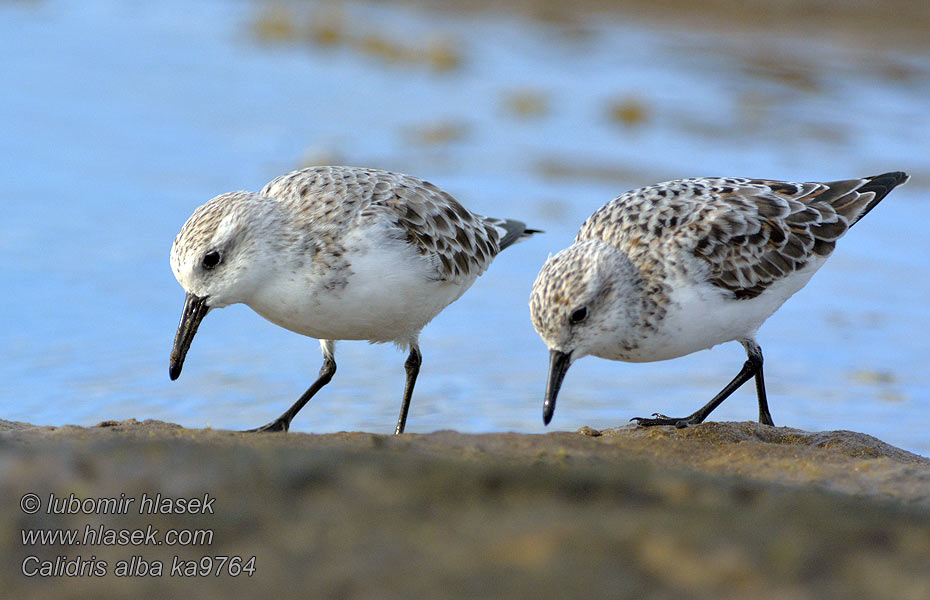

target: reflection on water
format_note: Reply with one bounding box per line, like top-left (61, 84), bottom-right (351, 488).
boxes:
top-left (1, 0), bottom-right (928, 452)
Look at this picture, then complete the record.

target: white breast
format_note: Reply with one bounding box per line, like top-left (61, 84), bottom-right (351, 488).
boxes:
top-left (606, 258), bottom-right (827, 363)
top-left (246, 221), bottom-right (477, 345)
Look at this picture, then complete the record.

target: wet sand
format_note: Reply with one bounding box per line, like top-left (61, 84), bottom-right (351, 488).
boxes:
top-left (3, 419), bottom-right (929, 599)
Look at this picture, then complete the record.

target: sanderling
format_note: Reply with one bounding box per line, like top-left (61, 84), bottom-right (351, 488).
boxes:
top-left (169, 166), bottom-right (540, 434)
top-left (530, 172), bottom-right (908, 428)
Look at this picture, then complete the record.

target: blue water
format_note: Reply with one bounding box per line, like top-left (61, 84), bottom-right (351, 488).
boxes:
top-left (2, 1), bottom-right (928, 453)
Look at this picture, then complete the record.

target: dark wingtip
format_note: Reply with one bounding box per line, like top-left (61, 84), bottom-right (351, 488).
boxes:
top-left (851, 171), bottom-right (909, 225)
top-left (864, 171), bottom-right (909, 197)
top-left (169, 361), bottom-right (182, 381)
top-left (495, 219), bottom-right (543, 250)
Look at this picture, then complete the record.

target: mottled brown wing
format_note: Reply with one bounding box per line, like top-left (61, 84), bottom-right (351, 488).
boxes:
top-left (261, 166), bottom-right (504, 282)
top-left (696, 172), bottom-right (907, 299)
top-left (575, 172), bottom-right (906, 300)
top-left (357, 170), bottom-right (504, 281)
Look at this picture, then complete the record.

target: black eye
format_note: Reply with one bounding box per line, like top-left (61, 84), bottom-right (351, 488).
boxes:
top-left (201, 251), bottom-right (221, 270)
top-left (569, 307), bottom-right (588, 324)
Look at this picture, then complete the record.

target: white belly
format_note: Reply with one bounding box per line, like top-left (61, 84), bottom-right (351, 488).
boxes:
top-left (599, 258), bottom-right (826, 363)
top-left (246, 230), bottom-right (475, 344)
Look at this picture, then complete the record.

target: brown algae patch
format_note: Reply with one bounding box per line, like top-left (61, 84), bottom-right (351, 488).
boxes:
top-left (250, 4), bottom-right (464, 72)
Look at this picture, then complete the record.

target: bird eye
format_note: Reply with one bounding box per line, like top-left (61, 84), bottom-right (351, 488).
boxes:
top-left (201, 251), bottom-right (221, 270)
top-left (569, 307), bottom-right (588, 324)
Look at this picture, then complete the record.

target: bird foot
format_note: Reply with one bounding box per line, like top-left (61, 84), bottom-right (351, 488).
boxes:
top-left (630, 413), bottom-right (700, 429)
top-left (243, 418), bottom-right (289, 433)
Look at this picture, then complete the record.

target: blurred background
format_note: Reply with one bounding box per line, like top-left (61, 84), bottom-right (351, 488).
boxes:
top-left (1, 0), bottom-right (928, 452)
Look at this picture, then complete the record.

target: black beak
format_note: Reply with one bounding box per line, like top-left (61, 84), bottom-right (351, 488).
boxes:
top-left (169, 292), bottom-right (210, 381)
top-left (543, 349), bottom-right (572, 425)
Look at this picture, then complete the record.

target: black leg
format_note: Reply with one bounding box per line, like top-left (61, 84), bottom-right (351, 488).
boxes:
top-left (394, 346), bottom-right (421, 435)
top-left (247, 342), bottom-right (337, 433)
top-left (747, 341), bottom-right (774, 426)
top-left (632, 339), bottom-right (773, 428)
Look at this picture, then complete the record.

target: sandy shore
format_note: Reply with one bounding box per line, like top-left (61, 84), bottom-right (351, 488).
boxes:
top-left (3, 419), bottom-right (930, 599)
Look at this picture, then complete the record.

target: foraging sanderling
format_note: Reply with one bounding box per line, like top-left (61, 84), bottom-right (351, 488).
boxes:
top-left (169, 166), bottom-right (539, 434)
top-left (530, 172), bottom-right (908, 428)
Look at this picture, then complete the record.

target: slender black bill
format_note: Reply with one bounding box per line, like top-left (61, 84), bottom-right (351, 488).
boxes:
top-left (169, 292), bottom-right (210, 381)
top-left (543, 349), bottom-right (572, 425)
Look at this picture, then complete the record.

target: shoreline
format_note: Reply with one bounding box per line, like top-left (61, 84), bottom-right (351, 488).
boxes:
top-left (3, 419), bottom-right (930, 597)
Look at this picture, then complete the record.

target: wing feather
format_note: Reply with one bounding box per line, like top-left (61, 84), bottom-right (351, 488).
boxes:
top-left (262, 166), bottom-right (504, 282)
top-left (576, 172), bottom-right (907, 300)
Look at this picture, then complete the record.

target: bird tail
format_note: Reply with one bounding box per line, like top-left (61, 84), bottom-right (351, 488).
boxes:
top-left (487, 218), bottom-right (543, 250)
top-left (835, 171), bottom-right (909, 227)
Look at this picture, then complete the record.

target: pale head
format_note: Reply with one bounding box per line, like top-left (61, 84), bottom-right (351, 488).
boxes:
top-left (529, 239), bottom-right (640, 424)
top-left (170, 191), bottom-right (282, 309)
top-left (168, 191), bottom-right (278, 380)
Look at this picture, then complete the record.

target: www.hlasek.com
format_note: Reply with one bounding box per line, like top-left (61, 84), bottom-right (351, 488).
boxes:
top-left (19, 492), bottom-right (256, 578)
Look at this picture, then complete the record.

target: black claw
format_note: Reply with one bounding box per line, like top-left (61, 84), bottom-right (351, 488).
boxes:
top-left (632, 414), bottom-right (698, 428)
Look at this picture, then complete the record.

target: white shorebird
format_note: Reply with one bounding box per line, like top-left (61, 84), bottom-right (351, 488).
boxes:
top-left (169, 166), bottom-right (539, 434)
top-left (530, 172), bottom-right (908, 428)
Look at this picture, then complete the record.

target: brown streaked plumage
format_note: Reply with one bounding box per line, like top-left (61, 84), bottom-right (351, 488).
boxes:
top-left (576, 172), bottom-right (908, 301)
top-left (169, 166), bottom-right (540, 435)
top-left (530, 171), bottom-right (908, 429)
top-left (259, 166), bottom-right (530, 282)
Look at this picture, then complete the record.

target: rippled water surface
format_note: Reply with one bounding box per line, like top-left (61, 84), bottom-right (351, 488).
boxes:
top-left (2, 1), bottom-right (928, 453)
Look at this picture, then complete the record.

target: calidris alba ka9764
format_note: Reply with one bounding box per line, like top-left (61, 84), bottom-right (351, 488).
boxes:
top-left (530, 172), bottom-right (908, 428)
top-left (169, 166), bottom-right (539, 434)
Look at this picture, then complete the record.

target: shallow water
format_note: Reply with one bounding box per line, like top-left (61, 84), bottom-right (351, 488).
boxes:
top-left (2, 1), bottom-right (928, 453)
